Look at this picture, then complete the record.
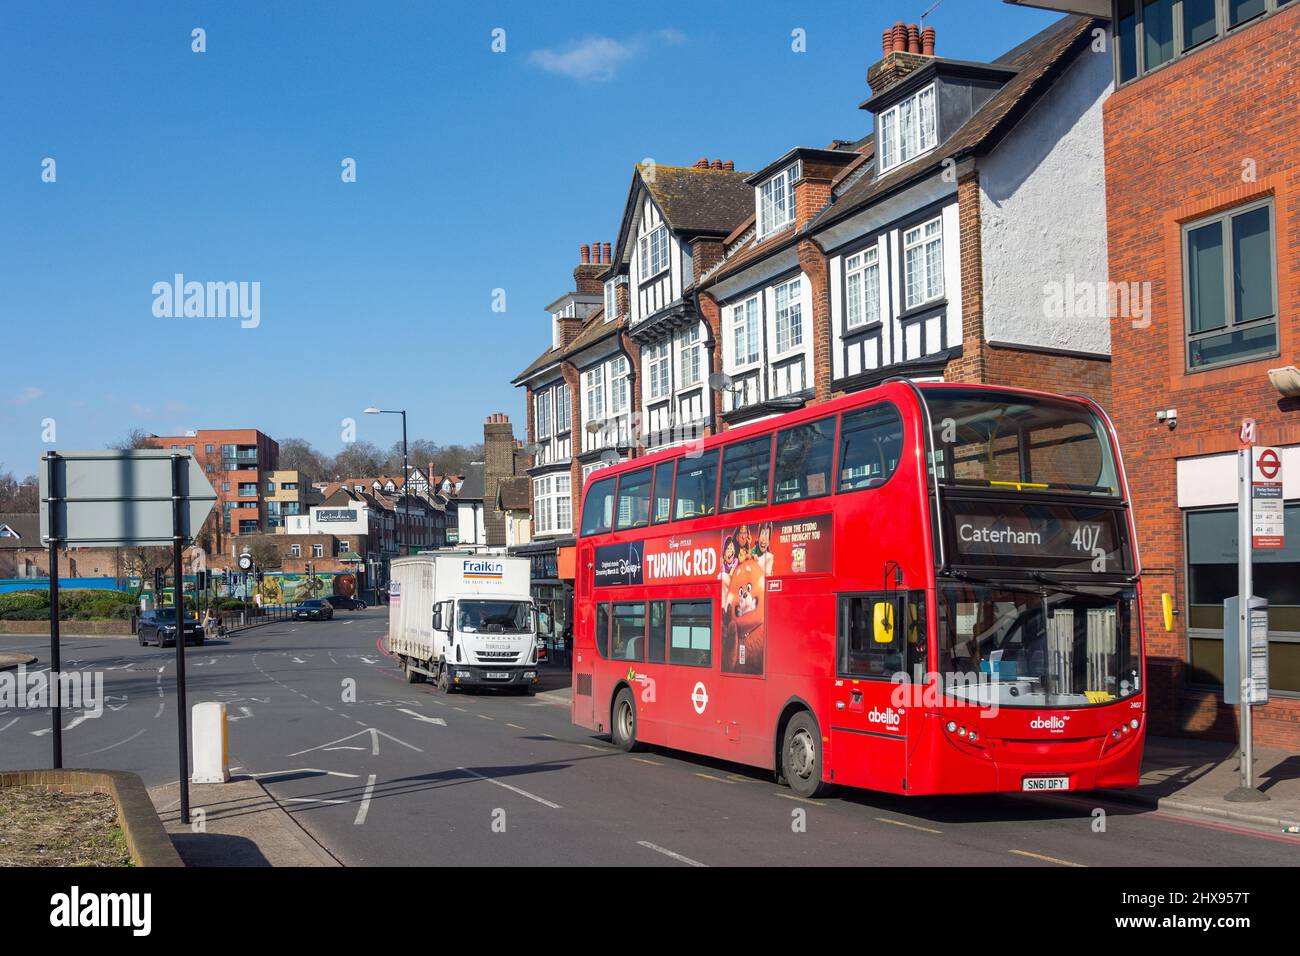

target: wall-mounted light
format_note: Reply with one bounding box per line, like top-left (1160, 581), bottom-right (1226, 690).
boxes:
top-left (1268, 366), bottom-right (1300, 398)
top-left (1155, 408), bottom-right (1177, 429)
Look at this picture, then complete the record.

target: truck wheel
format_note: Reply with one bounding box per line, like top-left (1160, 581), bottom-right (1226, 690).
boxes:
top-left (437, 666), bottom-right (453, 694)
top-left (403, 660), bottom-right (423, 684)
top-left (781, 711), bottom-right (830, 799)
top-left (610, 687), bottom-right (639, 752)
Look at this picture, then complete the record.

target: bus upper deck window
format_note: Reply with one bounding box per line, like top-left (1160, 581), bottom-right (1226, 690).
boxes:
top-left (614, 468), bottom-right (653, 530)
top-left (581, 477), bottom-right (616, 536)
top-left (720, 436), bottom-right (772, 512)
top-left (673, 450), bottom-right (719, 520)
top-left (651, 460), bottom-right (675, 524)
top-left (837, 403), bottom-right (904, 493)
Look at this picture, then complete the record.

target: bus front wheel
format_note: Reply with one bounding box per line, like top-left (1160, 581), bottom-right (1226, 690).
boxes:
top-left (781, 712), bottom-right (829, 798)
top-left (610, 687), bottom-right (639, 752)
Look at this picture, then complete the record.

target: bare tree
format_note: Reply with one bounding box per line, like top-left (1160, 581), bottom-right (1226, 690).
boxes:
top-left (114, 428), bottom-right (156, 451)
top-left (276, 437), bottom-right (330, 483)
top-left (331, 441), bottom-right (384, 479)
top-left (0, 466), bottom-right (39, 512)
top-left (247, 538), bottom-right (282, 570)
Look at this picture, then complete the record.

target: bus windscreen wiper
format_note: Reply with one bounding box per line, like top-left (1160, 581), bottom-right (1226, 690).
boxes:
top-left (1029, 571), bottom-right (1131, 598)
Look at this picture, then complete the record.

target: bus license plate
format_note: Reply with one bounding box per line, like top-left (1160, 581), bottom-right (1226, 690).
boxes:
top-left (485, 672), bottom-right (509, 680)
top-left (1022, 776), bottom-right (1069, 792)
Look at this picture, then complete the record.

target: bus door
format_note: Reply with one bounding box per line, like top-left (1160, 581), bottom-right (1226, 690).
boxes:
top-left (572, 543), bottom-right (596, 729)
top-left (828, 591), bottom-right (917, 793)
top-left (663, 594), bottom-right (720, 754)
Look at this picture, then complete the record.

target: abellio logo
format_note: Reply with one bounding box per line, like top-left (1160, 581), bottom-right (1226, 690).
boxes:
top-left (868, 707), bottom-right (902, 727)
top-left (1030, 715), bottom-right (1069, 731)
top-left (463, 560), bottom-right (503, 580)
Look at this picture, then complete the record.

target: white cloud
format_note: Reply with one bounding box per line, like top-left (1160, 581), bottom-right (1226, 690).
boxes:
top-left (529, 30), bottom-right (685, 82)
top-left (11, 386), bottom-right (42, 406)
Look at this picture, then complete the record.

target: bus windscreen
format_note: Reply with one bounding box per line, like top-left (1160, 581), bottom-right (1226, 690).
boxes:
top-left (920, 388), bottom-right (1120, 497)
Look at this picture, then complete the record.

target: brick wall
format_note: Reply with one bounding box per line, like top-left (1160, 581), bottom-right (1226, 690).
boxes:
top-left (945, 170), bottom-right (988, 384)
top-left (1104, 6), bottom-right (1300, 748)
top-left (984, 343), bottom-right (1113, 411)
top-left (797, 238), bottom-right (833, 403)
top-left (483, 413), bottom-right (516, 548)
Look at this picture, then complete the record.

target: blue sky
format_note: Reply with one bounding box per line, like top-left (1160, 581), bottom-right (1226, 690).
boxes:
top-left (0, 0), bottom-right (1062, 476)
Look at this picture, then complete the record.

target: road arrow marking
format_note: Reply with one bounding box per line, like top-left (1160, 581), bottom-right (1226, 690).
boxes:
top-left (287, 727), bottom-right (423, 758)
top-left (354, 774), bottom-right (377, 825)
top-left (398, 708), bottom-right (446, 726)
top-left (249, 768), bottom-right (361, 780)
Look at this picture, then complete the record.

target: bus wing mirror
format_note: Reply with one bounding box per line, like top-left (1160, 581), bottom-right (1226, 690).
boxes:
top-left (873, 602), bottom-right (895, 644)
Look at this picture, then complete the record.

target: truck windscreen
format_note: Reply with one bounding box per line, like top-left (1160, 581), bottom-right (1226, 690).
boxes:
top-left (457, 600), bottom-right (531, 634)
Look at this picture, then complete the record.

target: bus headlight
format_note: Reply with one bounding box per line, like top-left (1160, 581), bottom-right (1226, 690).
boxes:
top-left (946, 721), bottom-right (957, 733)
top-left (1129, 718), bottom-right (1140, 730)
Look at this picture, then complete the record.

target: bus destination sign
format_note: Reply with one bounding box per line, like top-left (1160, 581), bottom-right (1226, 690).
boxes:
top-left (946, 501), bottom-right (1129, 572)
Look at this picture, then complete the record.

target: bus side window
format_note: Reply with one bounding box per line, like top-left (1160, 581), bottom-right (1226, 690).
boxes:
top-left (614, 468), bottom-right (653, 530)
top-left (774, 415), bottom-right (836, 503)
top-left (720, 435), bottom-right (772, 511)
top-left (596, 603), bottom-right (611, 659)
top-left (669, 600), bottom-right (712, 667)
top-left (581, 478), bottom-right (617, 536)
top-left (648, 601), bottom-right (667, 663)
top-left (673, 450), bottom-right (719, 520)
top-left (612, 602), bottom-right (646, 662)
top-left (651, 460), bottom-right (675, 524)
top-left (838, 594), bottom-right (904, 678)
top-left (837, 403), bottom-right (904, 493)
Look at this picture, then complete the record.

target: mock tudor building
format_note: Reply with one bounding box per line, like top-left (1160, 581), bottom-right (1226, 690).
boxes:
top-left (611, 161), bottom-right (755, 450)
top-left (1014, 0), bottom-right (1300, 748)
top-left (700, 15), bottom-right (1114, 429)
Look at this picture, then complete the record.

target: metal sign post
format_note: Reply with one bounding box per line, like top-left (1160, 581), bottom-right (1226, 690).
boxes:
top-left (43, 452), bottom-right (63, 768)
top-left (39, 450), bottom-right (215, 823)
top-left (1224, 428), bottom-right (1274, 804)
top-left (171, 454), bottom-right (192, 824)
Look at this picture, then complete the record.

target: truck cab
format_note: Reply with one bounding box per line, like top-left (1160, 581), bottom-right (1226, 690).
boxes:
top-left (431, 596), bottom-right (541, 692)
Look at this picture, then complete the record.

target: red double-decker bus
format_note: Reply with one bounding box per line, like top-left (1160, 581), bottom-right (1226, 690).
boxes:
top-left (571, 381), bottom-right (1145, 798)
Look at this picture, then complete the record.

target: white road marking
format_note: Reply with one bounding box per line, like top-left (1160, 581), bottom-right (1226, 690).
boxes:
top-left (153, 702), bottom-right (165, 719)
top-left (354, 774), bottom-right (377, 825)
top-left (637, 841), bottom-right (706, 867)
top-left (287, 727), bottom-right (422, 757)
top-left (1009, 849), bottom-right (1086, 867)
top-left (0, 717), bottom-right (20, 734)
top-left (506, 723), bottom-right (526, 730)
top-left (247, 768), bottom-right (361, 780)
top-left (457, 766), bottom-right (562, 809)
top-left (228, 706), bottom-right (254, 721)
top-left (876, 817), bottom-right (942, 834)
top-left (75, 728), bottom-right (146, 756)
top-left (630, 756), bottom-right (662, 766)
top-left (285, 797), bottom-right (347, 805)
top-left (30, 713), bottom-right (91, 736)
top-left (398, 708), bottom-right (446, 726)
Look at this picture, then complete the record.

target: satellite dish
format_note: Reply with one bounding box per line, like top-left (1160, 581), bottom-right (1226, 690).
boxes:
top-left (600, 450), bottom-right (620, 466)
top-left (707, 371), bottom-right (734, 392)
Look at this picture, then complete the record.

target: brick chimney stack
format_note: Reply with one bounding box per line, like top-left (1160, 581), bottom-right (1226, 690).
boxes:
top-left (868, 21), bottom-right (936, 94)
top-left (573, 242), bottom-right (606, 296)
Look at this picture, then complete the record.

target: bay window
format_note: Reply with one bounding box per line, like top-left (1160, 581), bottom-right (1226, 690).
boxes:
top-left (757, 162), bottom-right (800, 238)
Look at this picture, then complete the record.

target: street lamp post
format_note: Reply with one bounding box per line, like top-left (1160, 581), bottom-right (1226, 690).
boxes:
top-left (365, 406), bottom-right (409, 556)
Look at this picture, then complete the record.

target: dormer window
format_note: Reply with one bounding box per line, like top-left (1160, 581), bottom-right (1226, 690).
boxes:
top-left (878, 84), bottom-right (937, 173)
top-left (756, 162), bottom-right (800, 239)
top-left (639, 225), bottom-right (669, 279)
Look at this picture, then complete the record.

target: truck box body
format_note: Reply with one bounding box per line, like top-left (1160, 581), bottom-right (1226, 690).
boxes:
top-left (387, 553), bottom-right (538, 689)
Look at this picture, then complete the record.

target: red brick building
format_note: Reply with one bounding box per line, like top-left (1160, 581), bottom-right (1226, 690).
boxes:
top-left (1020, 0), bottom-right (1299, 745)
top-left (144, 428), bottom-right (279, 548)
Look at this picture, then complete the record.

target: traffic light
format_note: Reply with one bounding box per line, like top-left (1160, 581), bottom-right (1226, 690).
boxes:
top-left (153, 567), bottom-right (165, 594)
top-left (196, 570), bottom-right (208, 591)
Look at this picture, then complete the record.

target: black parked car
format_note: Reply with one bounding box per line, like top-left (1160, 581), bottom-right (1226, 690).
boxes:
top-left (138, 609), bottom-right (204, 647)
top-left (295, 599), bottom-right (334, 621)
top-left (324, 594), bottom-right (367, 610)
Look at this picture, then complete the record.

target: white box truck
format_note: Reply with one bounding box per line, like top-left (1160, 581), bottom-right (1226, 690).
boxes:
top-left (386, 553), bottom-right (542, 694)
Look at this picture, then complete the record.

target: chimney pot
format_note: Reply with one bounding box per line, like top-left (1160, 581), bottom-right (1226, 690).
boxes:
top-left (602, 242), bottom-right (612, 263)
top-left (882, 28), bottom-right (894, 55)
top-left (710, 159), bottom-right (723, 170)
top-left (922, 25), bottom-right (936, 56)
top-left (907, 24), bottom-right (921, 54)
top-left (694, 157), bottom-right (709, 169)
top-left (722, 159), bottom-right (734, 171)
top-left (580, 244), bottom-right (590, 264)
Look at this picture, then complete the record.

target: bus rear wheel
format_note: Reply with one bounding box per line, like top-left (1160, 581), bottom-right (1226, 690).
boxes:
top-left (781, 712), bottom-right (829, 799)
top-left (610, 687), bottom-right (639, 752)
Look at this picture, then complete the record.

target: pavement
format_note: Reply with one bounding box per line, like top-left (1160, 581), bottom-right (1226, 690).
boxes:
top-left (1104, 735), bottom-right (1300, 832)
top-left (0, 652), bottom-right (35, 671)
top-left (150, 777), bottom-right (341, 866)
top-left (3, 610), bottom-right (1298, 866)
